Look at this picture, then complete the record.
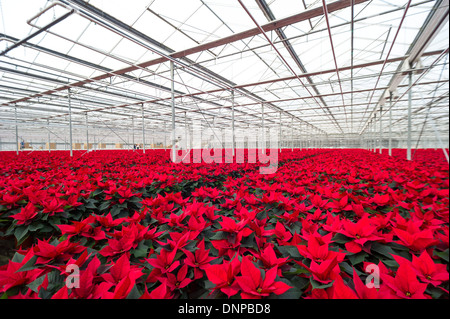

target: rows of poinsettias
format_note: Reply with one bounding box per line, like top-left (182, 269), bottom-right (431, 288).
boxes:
top-left (0, 149), bottom-right (448, 299)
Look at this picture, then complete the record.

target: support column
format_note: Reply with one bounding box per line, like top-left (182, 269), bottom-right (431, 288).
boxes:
top-left (389, 93), bottom-right (393, 156)
top-left (164, 122), bottom-right (167, 150)
top-left (185, 112), bottom-right (188, 150)
top-left (15, 105), bottom-right (18, 155)
top-left (291, 117), bottom-right (294, 152)
top-left (232, 91), bottom-right (235, 156)
top-left (299, 122), bottom-right (302, 151)
top-left (141, 104), bottom-right (146, 154)
top-left (279, 111), bottom-right (282, 153)
top-left (47, 119), bottom-right (50, 153)
top-left (171, 61), bottom-right (176, 160)
top-left (407, 71), bottom-right (413, 161)
top-left (68, 88), bottom-right (73, 157)
top-left (86, 112), bottom-right (89, 152)
top-left (379, 107), bottom-right (383, 154)
top-left (373, 114), bottom-right (377, 153)
top-left (261, 103), bottom-right (265, 152)
top-left (132, 117), bottom-right (135, 150)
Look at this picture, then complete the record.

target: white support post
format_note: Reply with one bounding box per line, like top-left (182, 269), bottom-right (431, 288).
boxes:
top-left (407, 71), bottom-right (413, 161)
top-left (132, 117), bottom-right (135, 150)
top-left (389, 93), bottom-right (393, 156)
top-left (232, 91), bottom-right (235, 156)
top-left (291, 117), bottom-right (294, 151)
top-left (47, 119), bottom-right (50, 153)
top-left (171, 61), bottom-right (176, 160)
top-left (15, 105), bottom-right (18, 155)
top-left (185, 112), bottom-right (188, 150)
top-left (279, 111), bottom-right (282, 153)
top-left (86, 112), bottom-right (89, 152)
top-left (68, 88), bottom-right (73, 157)
top-left (373, 114), bottom-right (377, 153)
top-left (379, 107), bottom-right (383, 154)
top-left (299, 122), bottom-right (302, 151)
top-left (141, 103), bottom-right (146, 154)
top-left (261, 103), bottom-right (265, 152)
top-left (164, 121), bottom-right (167, 150)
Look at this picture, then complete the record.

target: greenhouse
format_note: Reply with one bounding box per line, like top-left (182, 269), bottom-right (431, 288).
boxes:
top-left (0, 0), bottom-right (448, 301)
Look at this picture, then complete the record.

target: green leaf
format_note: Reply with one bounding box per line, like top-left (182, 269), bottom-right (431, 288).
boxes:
top-left (332, 233), bottom-right (352, 244)
top-left (209, 231), bottom-right (228, 241)
top-left (340, 261), bottom-right (364, 277)
top-left (278, 245), bottom-right (301, 258)
top-left (91, 189), bottom-right (104, 197)
top-left (14, 225), bottom-right (29, 245)
top-left (348, 251), bottom-right (368, 265)
top-left (382, 259), bottom-right (399, 268)
top-left (27, 275), bottom-right (46, 293)
top-left (98, 200), bottom-right (111, 211)
top-left (110, 205), bottom-right (122, 217)
top-left (28, 223), bottom-right (45, 232)
top-left (38, 288), bottom-right (53, 300)
top-left (289, 276), bottom-right (310, 291)
top-left (126, 284), bottom-right (142, 299)
top-left (371, 242), bottom-right (396, 259)
top-left (283, 267), bottom-right (310, 276)
top-left (310, 279), bottom-right (334, 290)
top-left (17, 255), bottom-right (39, 272)
top-left (426, 285), bottom-right (446, 299)
top-left (132, 241), bottom-right (149, 259)
top-left (11, 252), bottom-right (26, 263)
top-left (434, 249), bottom-right (449, 263)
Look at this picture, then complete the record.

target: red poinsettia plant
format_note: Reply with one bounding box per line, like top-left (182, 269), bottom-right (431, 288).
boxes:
top-left (0, 148), bottom-right (448, 299)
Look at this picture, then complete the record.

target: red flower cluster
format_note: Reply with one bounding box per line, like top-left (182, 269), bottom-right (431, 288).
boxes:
top-left (0, 148), bottom-right (448, 299)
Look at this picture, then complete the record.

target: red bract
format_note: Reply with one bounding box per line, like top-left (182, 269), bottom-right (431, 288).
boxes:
top-left (161, 264), bottom-right (192, 291)
top-left (41, 197), bottom-right (65, 215)
top-left (329, 275), bottom-right (358, 299)
top-left (338, 216), bottom-right (383, 253)
top-left (392, 251), bottom-right (449, 287)
top-left (69, 256), bottom-right (113, 299)
top-left (145, 249), bottom-right (180, 282)
top-left (297, 236), bottom-right (345, 264)
top-left (33, 239), bottom-right (85, 264)
top-left (10, 202), bottom-right (38, 225)
top-left (57, 216), bottom-right (106, 241)
top-left (101, 254), bottom-right (143, 285)
top-left (304, 257), bottom-right (340, 284)
top-left (205, 256), bottom-right (241, 298)
top-left (372, 193), bottom-right (390, 206)
top-left (0, 251), bottom-right (43, 293)
top-left (352, 269), bottom-right (379, 299)
top-left (382, 263), bottom-right (429, 299)
top-left (327, 195), bottom-right (352, 213)
top-left (183, 239), bottom-right (216, 279)
top-left (235, 257), bottom-right (292, 299)
top-left (252, 244), bottom-right (289, 272)
top-left (140, 283), bottom-right (173, 299)
top-left (393, 227), bottom-right (440, 252)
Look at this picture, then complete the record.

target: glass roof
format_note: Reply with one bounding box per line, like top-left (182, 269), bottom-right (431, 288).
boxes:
top-left (0, 0), bottom-right (448, 149)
